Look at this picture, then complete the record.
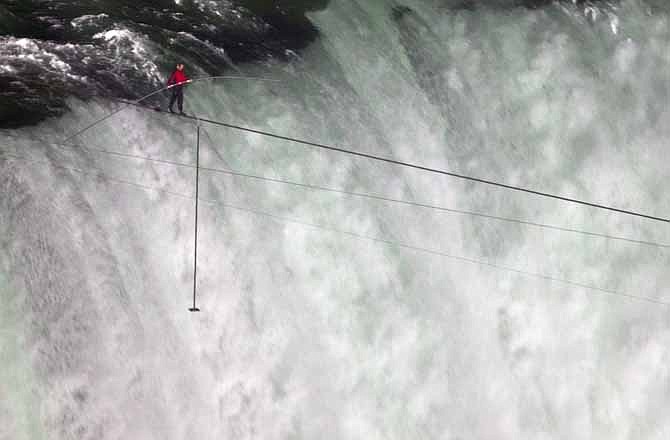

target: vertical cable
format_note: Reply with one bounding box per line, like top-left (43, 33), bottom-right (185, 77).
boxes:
top-left (190, 124), bottom-right (201, 312)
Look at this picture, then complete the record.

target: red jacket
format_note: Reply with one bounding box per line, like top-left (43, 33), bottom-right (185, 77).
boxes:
top-left (168, 70), bottom-right (189, 87)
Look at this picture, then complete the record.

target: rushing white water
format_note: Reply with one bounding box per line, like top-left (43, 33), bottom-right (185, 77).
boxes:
top-left (2, 1), bottom-right (670, 438)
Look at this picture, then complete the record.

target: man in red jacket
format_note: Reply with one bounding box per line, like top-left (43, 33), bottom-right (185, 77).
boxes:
top-left (167, 63), bottom-right (191, 115)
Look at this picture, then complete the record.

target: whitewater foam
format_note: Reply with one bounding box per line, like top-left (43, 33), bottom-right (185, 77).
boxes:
top-left (3, 1), bottom-right (670, 438)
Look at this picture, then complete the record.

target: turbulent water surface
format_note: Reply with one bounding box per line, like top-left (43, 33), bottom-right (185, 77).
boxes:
top-left (2, 0), bottom-right (670, 439)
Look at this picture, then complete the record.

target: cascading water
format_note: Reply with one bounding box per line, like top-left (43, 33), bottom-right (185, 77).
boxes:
top-left (1, 1), bottom-right (670, 438)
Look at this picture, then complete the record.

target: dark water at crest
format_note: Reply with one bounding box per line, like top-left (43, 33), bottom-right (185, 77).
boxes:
top-left (0, 0), bottom-right (327, 127)
top-left (2, 0), bottom-right (658, 128)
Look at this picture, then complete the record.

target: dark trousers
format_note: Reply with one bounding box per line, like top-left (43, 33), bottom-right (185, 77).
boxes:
top-left (169, 86), bottom-right (184, 112)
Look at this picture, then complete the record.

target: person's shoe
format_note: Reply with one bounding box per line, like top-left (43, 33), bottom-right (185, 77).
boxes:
top-left (179, 111), bottom-right (186, 116)
top-left (168, 108), bottom-right (175, 114)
